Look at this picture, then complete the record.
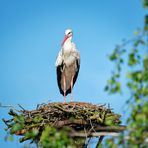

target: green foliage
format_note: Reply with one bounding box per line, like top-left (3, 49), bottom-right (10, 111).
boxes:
top-left (104, 1), bottom-right (148, 147)
top-left (39, 126), bottom-right (75, 148)
top-left (144, 15), bottom-right (148, 31)
top-left (127, 102), bottom-right (148, 147)
top-left (10, 115), bottom-right (25, 134)
top-left (143, 0), bottom-right (148, 8)
top-left (128, 49), bottom-right (139, 66)
top-left (105, 47), bottom-right (125, 94)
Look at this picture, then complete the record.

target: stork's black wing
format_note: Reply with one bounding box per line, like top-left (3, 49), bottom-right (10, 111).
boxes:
top-left (56, 62), bottom-right (65, 96)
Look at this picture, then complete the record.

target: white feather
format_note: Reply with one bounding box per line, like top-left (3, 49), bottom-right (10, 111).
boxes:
top-left (55, 50), bottom-right (62, 67)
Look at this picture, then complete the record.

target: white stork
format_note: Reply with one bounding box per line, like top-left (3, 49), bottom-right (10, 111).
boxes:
top-left (55, 29), bottom-right (80, 102)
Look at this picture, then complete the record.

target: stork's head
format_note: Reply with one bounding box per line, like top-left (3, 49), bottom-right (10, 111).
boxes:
top-left (62, 29), bottom-right (73, 46)
top-left (65, 29), bottom-right (73, 36)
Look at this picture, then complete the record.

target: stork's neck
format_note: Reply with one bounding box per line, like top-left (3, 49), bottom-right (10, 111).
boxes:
top-left (63, 36), bottom-right (73, 50)
top-left (65, 36), bottom-right (72, 44)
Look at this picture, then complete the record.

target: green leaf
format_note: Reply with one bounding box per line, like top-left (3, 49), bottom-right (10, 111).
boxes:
top-left (144, 56), bottom-right (148, 70)
top-left (104, 85), bottom-right (109, 91)
top-left (128, 53), bottom-right (137, 66)
top-left (109, 53), bottom-right (119, 61)
top-left (143, 0), bottom-right (148, 8)
top-left (144, 15), bottom-right (148, 31)
top-left (33, 115), bottom-right (43, 123)
top-left (10, 123), bottom-right (24, 134)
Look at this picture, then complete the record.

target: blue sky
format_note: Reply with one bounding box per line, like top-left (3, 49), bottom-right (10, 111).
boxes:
top-left (0, 0), bottom-right (145, 147)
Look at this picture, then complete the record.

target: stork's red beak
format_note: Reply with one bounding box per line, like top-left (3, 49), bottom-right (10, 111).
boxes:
top-left (62, 35), bottom-right (69, 46)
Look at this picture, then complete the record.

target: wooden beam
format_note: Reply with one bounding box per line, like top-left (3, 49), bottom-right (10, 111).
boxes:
top-left (70, 132), bottom-right (121, 137)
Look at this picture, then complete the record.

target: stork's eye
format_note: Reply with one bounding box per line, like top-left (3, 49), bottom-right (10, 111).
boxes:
top-left (68, 32), bottom-right (71, 35)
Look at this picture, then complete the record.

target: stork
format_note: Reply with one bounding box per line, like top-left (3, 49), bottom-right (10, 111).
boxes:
top-left (55, 29), bottom-right (80, 102)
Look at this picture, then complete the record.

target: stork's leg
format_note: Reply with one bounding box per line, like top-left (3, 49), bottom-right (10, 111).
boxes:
top-left (63, 74), bottom-right (66, 102)
top-left (70, 75), bottom-right (74, 102)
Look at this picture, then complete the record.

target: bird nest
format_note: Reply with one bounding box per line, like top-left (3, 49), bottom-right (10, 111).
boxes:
top-left (3, 102), bottom-right (124, 146)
